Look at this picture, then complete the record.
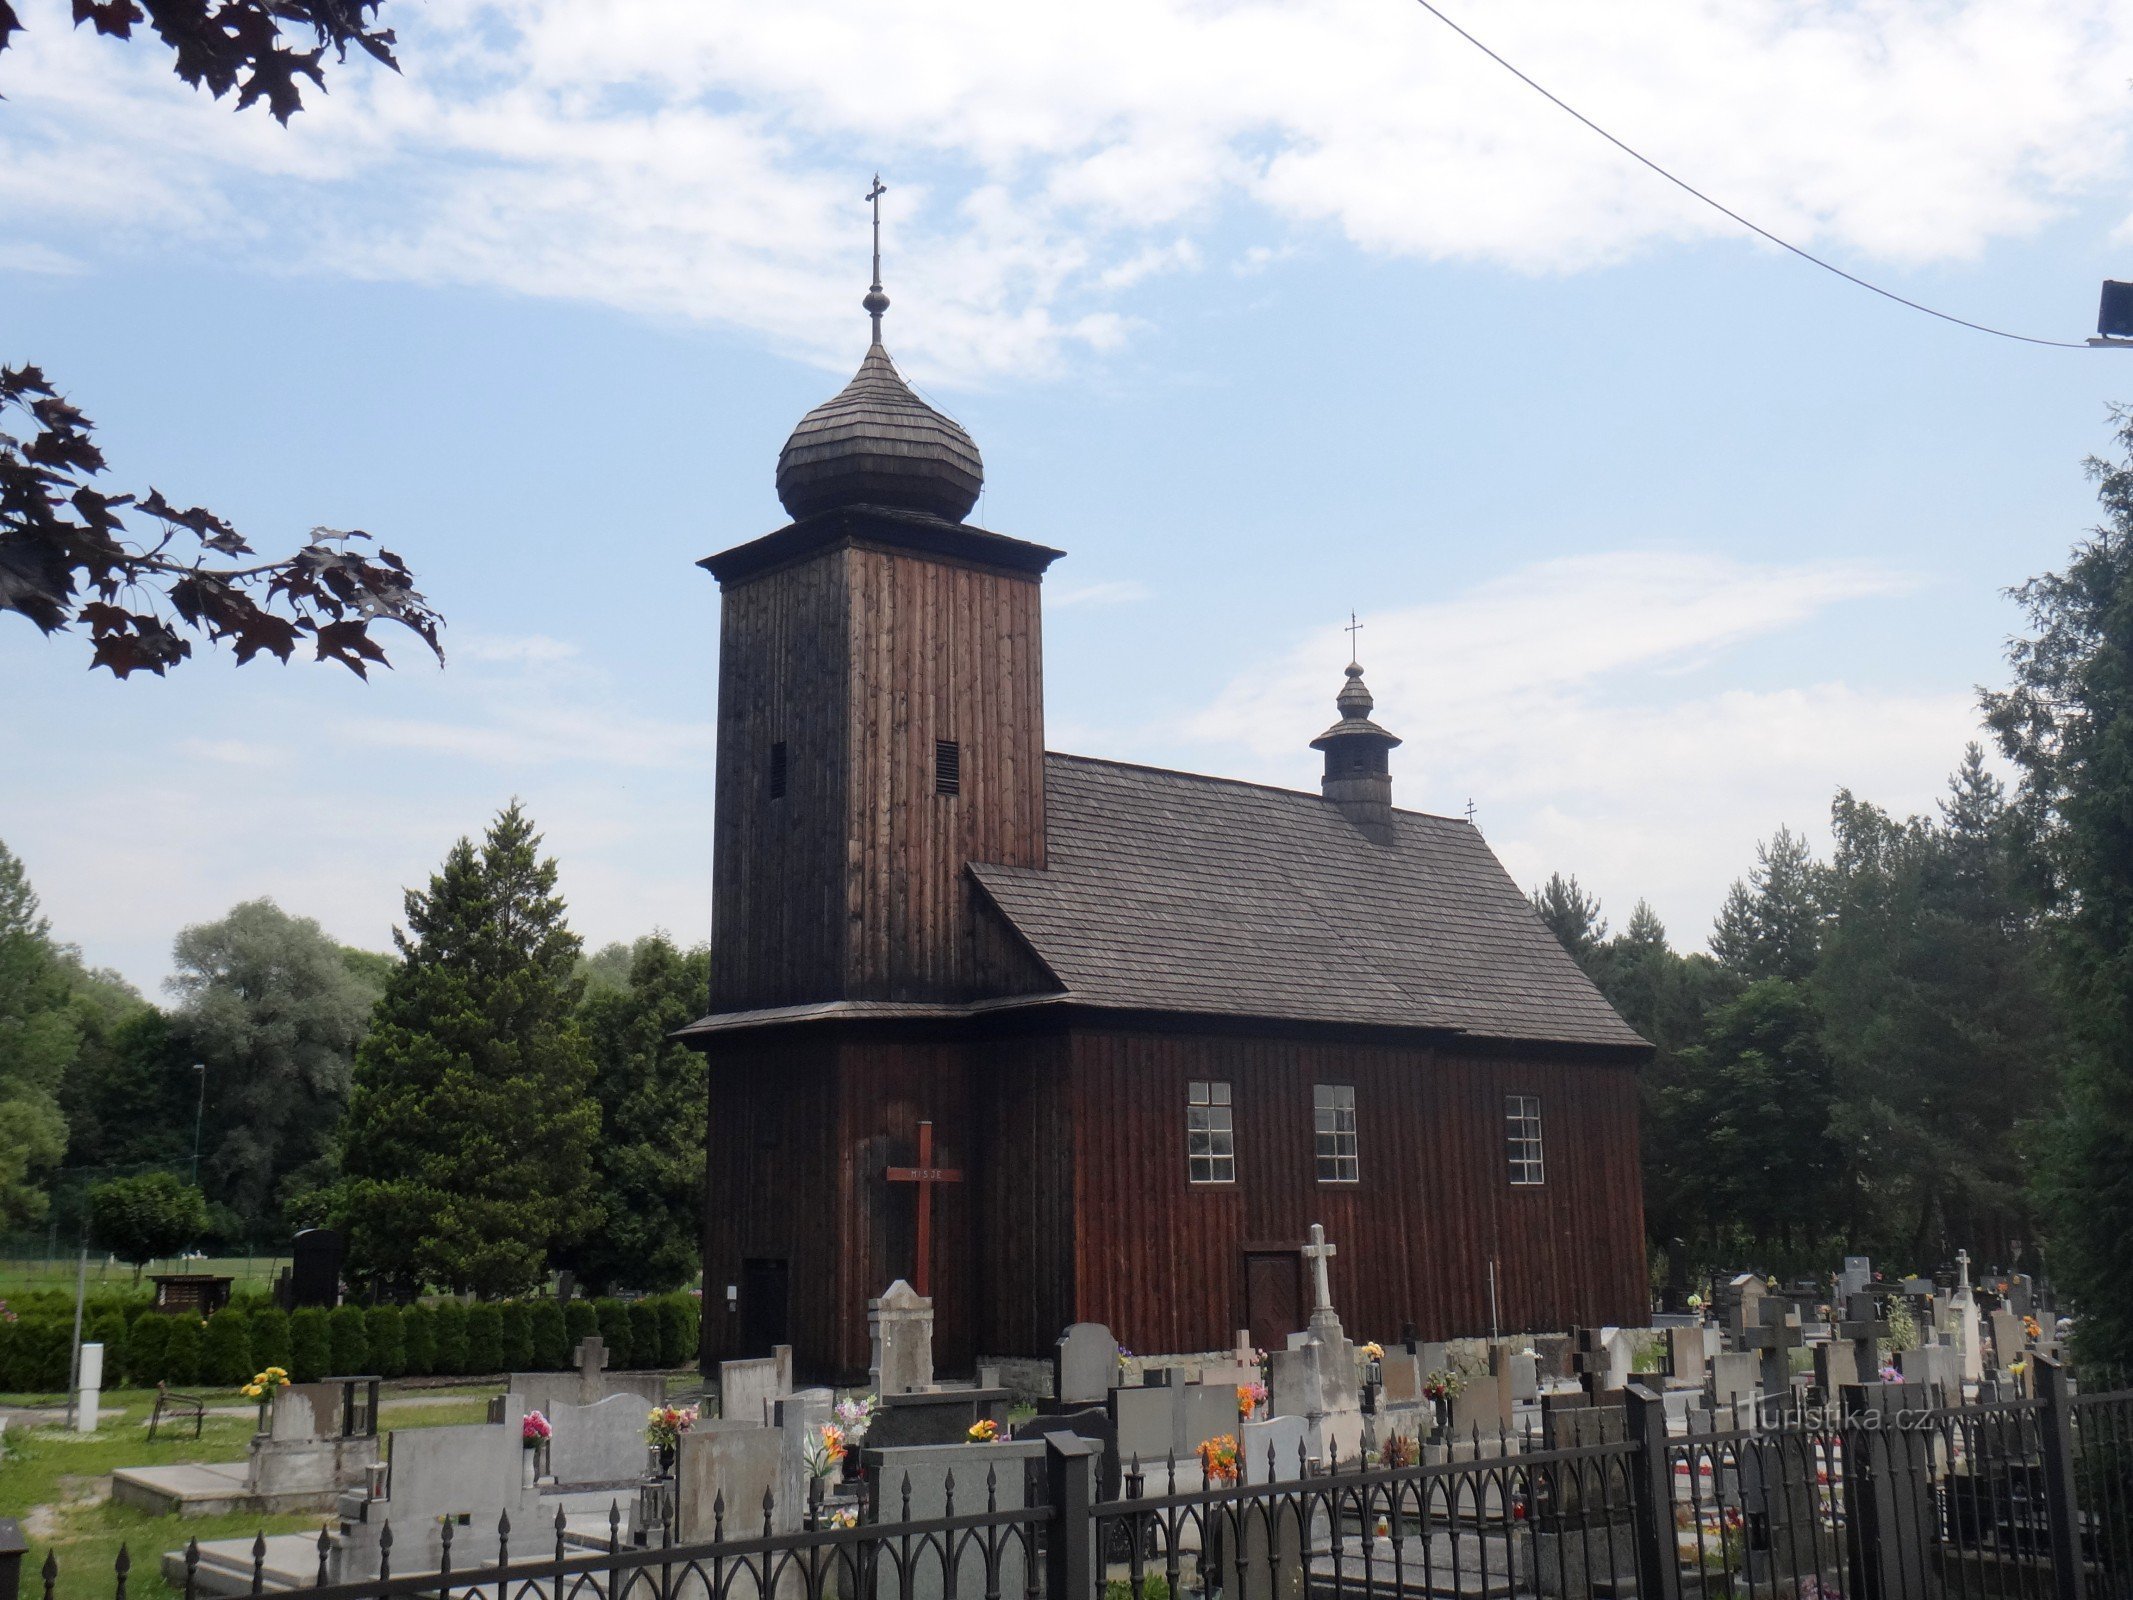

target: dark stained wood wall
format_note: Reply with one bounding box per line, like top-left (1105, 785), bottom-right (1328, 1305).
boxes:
top-left (841, 544), bottom-right (1047, 1001)
top-left (709, 541), bottom-right (1047, 1011)
top-left (709, 549), bottom-right (852, 1010)
top-left (1066, 1028), bottom-right (1648, 1352)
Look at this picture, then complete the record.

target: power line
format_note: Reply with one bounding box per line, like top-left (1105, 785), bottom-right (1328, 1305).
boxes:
top-left (1406, 0), bottom-right (2096, 350)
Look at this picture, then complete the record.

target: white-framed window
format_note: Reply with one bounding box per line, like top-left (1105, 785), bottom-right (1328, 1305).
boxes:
top-left (1314, 1083), bottom-right (1359, 1183)
top-left (1188, 1080), bottom-right (1236, 1184)
top-left (1506, 1094), bottom-right (1545, 1186)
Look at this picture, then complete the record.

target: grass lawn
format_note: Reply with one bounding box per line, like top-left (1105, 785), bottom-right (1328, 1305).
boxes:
top-left (2, 1383), bottom-right (507, 1600)
top-left (0, 1256), bottom-right (291, 1301)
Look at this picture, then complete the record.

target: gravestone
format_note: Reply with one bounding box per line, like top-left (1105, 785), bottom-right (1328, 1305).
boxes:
top-left (74, 1343), bottom-right (102, 1434)
top-left (248, 1382), bottom-right (377, 1498)
top-left (1240, 1414), bottom-right (1307, 1484)
top-left (720, 1345), bottom-right (795, 1424)
top-left (1109, 1383), bottom-right (1177, 1467)
top-left (867, 1441), bottom-right (1074, 1600)
top-left (548, 1392), bottom-right (651, 1487)
top-left (334, 1401), bottom-right (539, 1581)
top-left (289, 1228), bottom-right (343, 1309)
top-left (1814, 1339), bottom-right (1859, 1397)
top-left (2008, 1274), bottom-right (2035, 1320)
top-left (1524, 1398), bottom-right (1635, 1597)
top-left (1743, 1298), bottom-right (1805, 1398)
top-left (1949, 1249), bottom-right (1983, 1385)
top-left (773, 1387), bottom-right (836, 1521)
top-left (870, 1280), bottom-right (934, 1395)
top-left (1378, 1348), bottom-right (1422, 1404)
top-left (1053, 1323), bottom-right (1118, 1408)
top-left (1708, 1351), bottom-right (1759, 1407)
top-left (866, 1386), bottom-right (1009, 1449)
top-left (1990, 1308), bottom-right (2028, 1375)
top-left (1897, 1343), bottom-right (1960, 1404)
top-left (1838, 1256), bottom-right (1873, 1301)
top-left (1665, 1326), bottom-right (1706, 1388)
top-left (1603, 1330), bottom-right (1637, 1393)
top-left (1173, 1381), bottom-right (1240, 1460)
top-left (675, 1419), bottom-right (790, 1541)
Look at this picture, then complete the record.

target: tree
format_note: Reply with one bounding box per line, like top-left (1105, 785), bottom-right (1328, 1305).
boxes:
top-left (87, 1171), bottom-right (207, 1281)
top-left (1710, 827), bottom-right (1822, 982)
top-left (1984, 407), bottom-right (2133, 1368)
top-left (0, 841), bottom-right (72, 1226)
top-left (0, 9), bottom-right (429, 677)
top-left (1531, 872), bottom-right (1607, 970)
top-left (562, 934), bottom-right (709, 1294)
top-left (167, 899), bottom-right (385, 1238)
top-left (335, 803), bottom-right (600, 1297)
top-left (1659, 978), bottom-right (1844, 1270)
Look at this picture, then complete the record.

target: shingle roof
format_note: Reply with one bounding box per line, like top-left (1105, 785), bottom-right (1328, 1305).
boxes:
top-left (968, 754), bottom-right (1647, 1050)
top-left (775, 342), bottom-right (983, 523)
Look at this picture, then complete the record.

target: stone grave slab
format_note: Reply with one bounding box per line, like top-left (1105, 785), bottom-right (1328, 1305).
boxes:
top-left (866, 1387), bottom-right (1008, 1449)
top-left (1172, 1381), bottom-right (1239, 1461)
top-left (870, 1280), bottom-right (934, 1395)
top-left (1109, 1383), bottom-right (1177, 1467)
top-left (866, 1441), bottom-right (1067, 1600)
top-left (1240, 1415), bottom-right (1307, 1484)
top-left (720, 1345), bottom-right (794, 1424)
top-left (676, 1419), bottom-right (789, 1542)
top-left (549, 1392), bottom-right (651, 1487)
top-left (1708, 1351), bottom-right (1759, 1407)
top-left (1053, 1322), bottom-right (1118, 1407)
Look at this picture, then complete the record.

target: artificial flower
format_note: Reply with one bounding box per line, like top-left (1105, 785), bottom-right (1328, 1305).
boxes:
top-left (966, 1418), bottom-right (1000, 1444)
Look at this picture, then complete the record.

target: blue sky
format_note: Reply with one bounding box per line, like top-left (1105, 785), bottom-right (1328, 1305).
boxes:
top-left (4, 0), bottom-right (2132, 995)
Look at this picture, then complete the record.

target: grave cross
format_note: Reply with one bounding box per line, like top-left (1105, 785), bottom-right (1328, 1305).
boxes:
top-left (1302, 1223), bottom-right (1339, 1314)
top-left (886, 1120), bottom-right (962, 1298)
top-left (1837, 1293), bottom-right (1890, 1377)
top-left (1741, 1299), bottom-right (1805, 1398)
top-left (1955, 1248), bottom-right (1972, 1292)
top-left (1570, 1326), bottom-right (1613, 1401)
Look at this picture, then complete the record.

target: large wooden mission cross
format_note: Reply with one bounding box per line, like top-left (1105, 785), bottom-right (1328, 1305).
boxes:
top-left (886, 1120), bottom-right (962, 1298)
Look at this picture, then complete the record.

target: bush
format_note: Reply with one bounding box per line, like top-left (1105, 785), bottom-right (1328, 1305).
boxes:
top-left (366, 1306), bottom-right (406, 1378)
top-left (0, 1318), bottom-right (68, 1391)
top-left (126, 1313), bottom-right (172, 1385)
top-left (594, 1299), bottom-right (632, 1370)
top-left (431, 1299), bottom-right (469, 1376)
top-left (498, 1302), bottom-right (533, 1372)
top-left (658, 1295), bottom-right (698, 1368)
top-left (529, 1299), bottom-right (569, 1369)
top-left (402, 1304), bottom-right (436, 1376)
top-left (464, 1303), bottom-right (503, 1374)
top-left (203, 1308), bottom-right (253, 1387)
top-left (628, 1301), bottom-right (661, 1370)
top-left (87, 1311), bottom-right (128, 1383)
top-left (289, 1308), bottom-right (331, 1382)
top-left (249, 1308), bottom-right (291, 1374)
top-left (564, 1299), bottom-right (597, 1350)
top-left (164, 1316), bottom-right (204, 1386)
top-left (328, 1305), bottom-right (369, 1375)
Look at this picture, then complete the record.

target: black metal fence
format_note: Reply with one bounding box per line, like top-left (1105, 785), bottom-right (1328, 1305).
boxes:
top-left (20, 1359), bottom-right (2133, 1600)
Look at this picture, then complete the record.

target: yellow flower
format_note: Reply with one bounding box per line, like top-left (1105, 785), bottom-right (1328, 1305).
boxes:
top-left (1361, 1342), bottom-right (1385, 1361)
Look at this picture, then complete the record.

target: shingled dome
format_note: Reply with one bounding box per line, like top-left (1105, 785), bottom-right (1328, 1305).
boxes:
top-left (775, 343), bottom-right (984, 523)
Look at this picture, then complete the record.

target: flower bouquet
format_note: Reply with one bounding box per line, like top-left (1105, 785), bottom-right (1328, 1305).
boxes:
top-left (1236, 1381), bottom-right (1268, 1420)
top-left (647, 1403), bottom-right (699, 1470)
top-left (240, 1366), bottom-right (291, 1401)
top-left (523, 1410), bottom-right (553, 1447)
top-left (1377, 1434), bottom-right (1419, 1469)
top-left (1197, 1434), bottom-right (1240, 1485)
top-left (834, 1394), bottom-right (879, 1441)
top-left (965, 1418), bottom-right (1001, 1444)
top-left (805, 1423), bottom-right (848, 1478)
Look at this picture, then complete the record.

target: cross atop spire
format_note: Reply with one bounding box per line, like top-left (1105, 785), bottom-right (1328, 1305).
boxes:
top-left (864, 175), bottom-right (890, 343)
top-left (1345, 611), bottom-right (1364, 666)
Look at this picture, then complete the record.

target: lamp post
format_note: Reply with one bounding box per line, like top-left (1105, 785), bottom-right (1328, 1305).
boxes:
top-left (189, 1063), bottom-right (207, 1188)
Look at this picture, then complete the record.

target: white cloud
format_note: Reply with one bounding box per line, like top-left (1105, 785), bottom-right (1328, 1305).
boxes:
top-left (1051, 579), bottom-right (1153, 608)
top-left (1170, 549), bottom-right (1974, 950)
top-left (4, 0), bottom-right (2131, 379)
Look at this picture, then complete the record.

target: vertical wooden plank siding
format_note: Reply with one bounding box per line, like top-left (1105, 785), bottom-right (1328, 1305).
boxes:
top-left (842, 545), bottom-right (1046, 1000)
top-left (1067, 1028), bottom-right (1648, 1352)
top-left (708, 550), bottom-right (851, 1010)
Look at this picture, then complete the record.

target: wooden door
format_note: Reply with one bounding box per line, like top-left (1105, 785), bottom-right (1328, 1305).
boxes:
top-left (740, 1257), bottom-right (790, 1356)
top-left (1244, 1249), bottom-right (1302, 1351)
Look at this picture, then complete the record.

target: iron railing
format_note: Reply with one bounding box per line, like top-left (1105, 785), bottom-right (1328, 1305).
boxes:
top-left (17, 1360), bottom-right (2133, 1600)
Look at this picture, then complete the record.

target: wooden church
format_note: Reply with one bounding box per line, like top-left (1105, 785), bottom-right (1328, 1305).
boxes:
top-left (684, 259), bottom-right (1651, 1381)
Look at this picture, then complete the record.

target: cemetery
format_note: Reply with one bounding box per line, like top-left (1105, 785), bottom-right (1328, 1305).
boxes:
top-left (8, 1221), bottom-right (2133, 1600)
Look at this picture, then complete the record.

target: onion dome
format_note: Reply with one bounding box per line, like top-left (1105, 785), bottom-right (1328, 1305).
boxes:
top-left (774, 342), bottom-right (984, 523)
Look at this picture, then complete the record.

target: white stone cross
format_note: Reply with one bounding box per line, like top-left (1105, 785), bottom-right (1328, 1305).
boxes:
top-left (1303, 1223), bottom-right (1338, 1314)
top-left (1955, 1250), bottom-right (1972, 1292)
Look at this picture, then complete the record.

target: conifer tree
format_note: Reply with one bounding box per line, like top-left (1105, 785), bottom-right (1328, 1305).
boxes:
top-left (1985, 408), bottom-right (2133, 1367)
top-left (1709, 827), bottom-right (1822, 982)
top-left (562, 934), bottom-right (709, 1294)
top-left (1530, 872), bottom-right (1608, 971)
top-left (336, 803), bottom-right (600, 1297)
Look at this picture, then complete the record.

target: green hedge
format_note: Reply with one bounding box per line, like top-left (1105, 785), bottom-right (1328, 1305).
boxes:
top-left (0, 1291), bottom-right (704, 1391)
top-left (290, 1308), bottom-right (330, 1382)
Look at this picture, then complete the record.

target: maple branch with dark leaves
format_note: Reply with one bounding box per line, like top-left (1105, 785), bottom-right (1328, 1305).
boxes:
top-left (0, 1), bottom-right (398, 126)
top-left (0, 364), bottom-right (444, 677)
